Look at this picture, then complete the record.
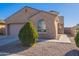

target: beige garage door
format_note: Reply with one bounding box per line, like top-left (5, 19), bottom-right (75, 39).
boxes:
top-left (9, 24), bottom-right (24, 36)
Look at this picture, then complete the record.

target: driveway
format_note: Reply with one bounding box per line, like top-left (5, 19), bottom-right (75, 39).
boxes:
top-left (0, 36), bottom-right (18, 46)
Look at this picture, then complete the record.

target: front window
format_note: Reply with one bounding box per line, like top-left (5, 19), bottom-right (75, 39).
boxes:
top-left (38, 19), bottom-right (47, 32)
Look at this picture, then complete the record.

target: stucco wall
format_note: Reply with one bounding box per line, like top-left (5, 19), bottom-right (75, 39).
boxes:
top-left (30, 12), bottom-right (57, 39)
top-left (5, 7), bottom-right (39, 24)
top-left (54, 16), bottom-right (59, 39)
top-left (58, 16), bottom-right (64, 34)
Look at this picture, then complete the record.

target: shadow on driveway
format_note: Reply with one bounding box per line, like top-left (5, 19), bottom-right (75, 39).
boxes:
top-left (0, 40), bottom-right (31, 56)
top-left (65, 49), bottom-right (79, 56)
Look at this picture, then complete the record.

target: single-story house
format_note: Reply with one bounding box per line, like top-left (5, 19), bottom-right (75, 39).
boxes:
top-left (5, 6), bottom-right (64, 39)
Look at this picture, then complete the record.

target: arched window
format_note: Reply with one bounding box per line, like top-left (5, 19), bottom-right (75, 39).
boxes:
top-left (38, 19), bottom-right (47, 32)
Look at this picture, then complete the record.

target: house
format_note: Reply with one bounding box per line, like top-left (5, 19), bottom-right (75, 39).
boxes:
top-left (0, 20), bottom-right (5, 35)
top-left (72, 24), bottom-right (79, 35)
top-left (5, 6), bottom-right (64, 39)
top-left (64, 27), bottom-right (75, 37)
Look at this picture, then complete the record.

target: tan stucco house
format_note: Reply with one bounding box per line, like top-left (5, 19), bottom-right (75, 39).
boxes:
top-left (5, 6), bottom-right (64, 39)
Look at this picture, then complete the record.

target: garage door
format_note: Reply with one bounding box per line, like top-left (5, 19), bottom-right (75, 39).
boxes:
top-left (9, 24), bottom-right (24, 36)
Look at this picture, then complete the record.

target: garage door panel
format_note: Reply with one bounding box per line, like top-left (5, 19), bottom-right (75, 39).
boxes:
top-left (9, 24), bottom-right (24, 36)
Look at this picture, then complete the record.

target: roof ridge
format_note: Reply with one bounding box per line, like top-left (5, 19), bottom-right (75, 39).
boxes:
top-left (24, 6), bottom-right (58, 16)
top-left (5, 6), bottom-right (58, 21)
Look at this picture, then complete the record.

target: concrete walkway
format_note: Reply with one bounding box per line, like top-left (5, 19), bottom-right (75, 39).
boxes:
top-left (38, 34), bottom-right (71, 43)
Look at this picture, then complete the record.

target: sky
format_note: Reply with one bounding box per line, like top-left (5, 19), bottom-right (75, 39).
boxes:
top-left (0, 3), bottom-right (79, 27)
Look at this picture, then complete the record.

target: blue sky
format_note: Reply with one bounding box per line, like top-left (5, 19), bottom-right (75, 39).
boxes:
top-left (0, 3), bottom-right (79, 27)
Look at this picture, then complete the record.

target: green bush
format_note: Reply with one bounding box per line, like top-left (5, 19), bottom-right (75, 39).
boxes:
top-left (18, 21), bottom-right (39, 47)
top-left (75, 31), bottom-right (79, 47)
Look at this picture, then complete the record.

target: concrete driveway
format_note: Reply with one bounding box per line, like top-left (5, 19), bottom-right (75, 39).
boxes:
top-left (0, 36), bottom-right (18, 46)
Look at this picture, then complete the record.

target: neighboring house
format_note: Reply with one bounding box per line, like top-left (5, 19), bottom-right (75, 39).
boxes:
top-left (64, 27), bottom-right (75, 37)
top-left (0, 21), bottom-right (5, 35)
top-left (5, 6), bottom-right (64, 39)
top-left (73, 24), bottom-right (79, 35)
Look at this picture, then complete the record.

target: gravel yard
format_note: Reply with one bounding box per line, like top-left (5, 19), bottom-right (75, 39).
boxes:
top-left (0, 37), bottom-right (79, 56)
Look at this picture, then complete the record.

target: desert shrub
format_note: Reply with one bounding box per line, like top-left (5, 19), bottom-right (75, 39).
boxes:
top-left (18, 21), bottom-right (39, 47)
top-left (75, 31), bottom-right (79, 47)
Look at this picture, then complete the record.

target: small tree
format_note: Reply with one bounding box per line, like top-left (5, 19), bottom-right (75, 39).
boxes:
top-left (75, 31), bottom-right (79, 47)
top-left (18, 21), bottom-right (39, 47)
